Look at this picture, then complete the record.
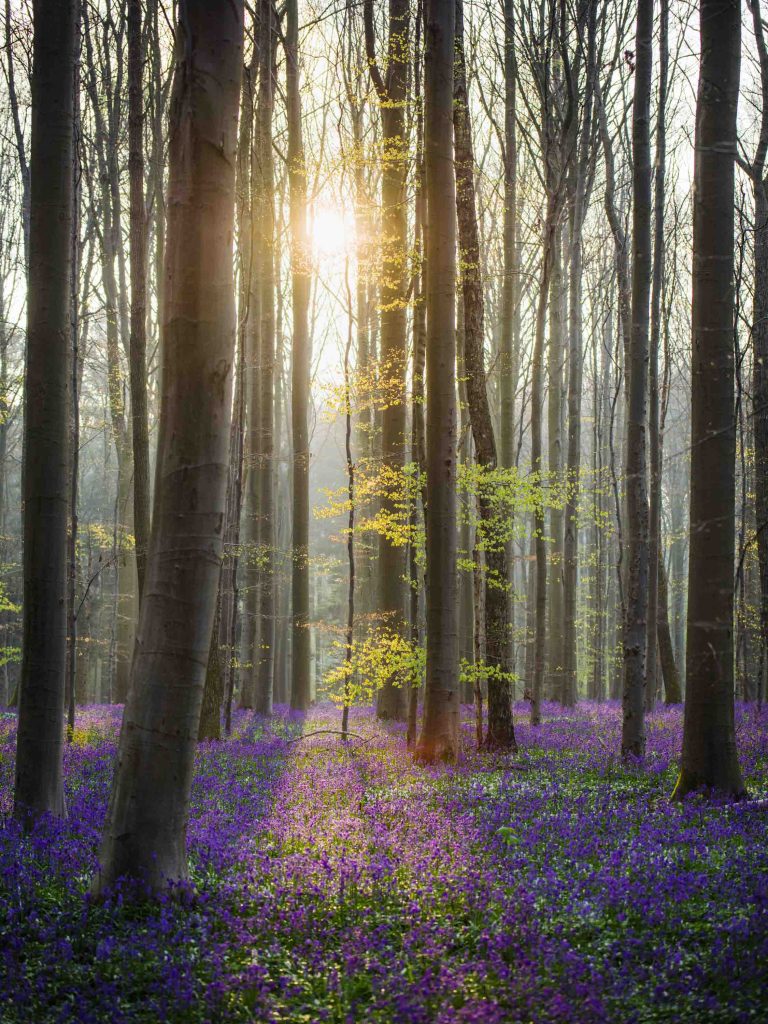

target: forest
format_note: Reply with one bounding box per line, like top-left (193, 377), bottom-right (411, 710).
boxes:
top-left (0, 0), bottom-right (766, 1020)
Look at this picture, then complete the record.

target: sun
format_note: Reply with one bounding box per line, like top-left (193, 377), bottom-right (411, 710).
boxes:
top-left (311, 205), bottom-right (352, 257)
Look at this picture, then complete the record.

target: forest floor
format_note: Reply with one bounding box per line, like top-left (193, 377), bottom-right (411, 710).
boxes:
top-left (0, 700), bottom-right (766, 1024)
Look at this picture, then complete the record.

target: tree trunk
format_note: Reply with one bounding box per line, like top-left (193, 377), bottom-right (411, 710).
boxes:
top-left (453, 0), bottom-right (515, 751)
top-left (128, 0), bottom-right (151, 602)
top-left (255, 0), bottom-right (277, 716)
top-left (562, 0), bottom-right (596, 709)
top-left (621, 0), bottom-right (652, 760)
top-left (674, 0), bottom-right (744, 798)
top-left (14, 0), bottom-right (76, 824)
top-left (546, 224), bottom-right (565, 699)
top-left (530, 197), bottom-right (557, 726)
top-left (364, 0), bottom-right (410, 721)
top-left (199, 587), bottom-right (223, 741)
top-left (286, 0), bottom-right (312, 712)
top-left (415, 0), bottom-right (459, 763)
top-left (94, 0), bottom-right (243, 891)
top-left (499, 0), bottom-right (518, 669)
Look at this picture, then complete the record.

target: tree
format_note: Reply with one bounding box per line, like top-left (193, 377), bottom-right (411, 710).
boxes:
top-left (255, 0), bottom-right (277, 715)
top-left (743, 0), bottom-right (768, 706)
top-left (562, 0), bottom-right (597, 708)
top-left (673, 0), bottom-right (744, 800)
top-left (128, 0), bottom-right (150, 601)
top-left (415, 0), bottom-right (459, 763)
top-left (286, 0), bottom-right (312, 712)
top-left (453, 0), bottom-right (515, 751)
top-left (94, 0), bottom-right (243, 891)
top-left (364, 0), bottom-right (410, 722)
top-left (13, 0), bottom-right (77, 824)
top-left (621, 0), bottom-right (652, 760)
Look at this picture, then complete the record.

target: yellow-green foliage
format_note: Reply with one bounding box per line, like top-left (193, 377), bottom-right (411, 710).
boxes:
top-left (322, 627), bottom-right (425, 706)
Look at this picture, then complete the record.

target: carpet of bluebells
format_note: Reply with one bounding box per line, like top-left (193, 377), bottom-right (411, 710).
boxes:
top-left (0, 701), bottom-right (766, 1023)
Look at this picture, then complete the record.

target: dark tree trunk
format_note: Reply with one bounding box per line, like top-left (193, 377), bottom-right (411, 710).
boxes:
top-left (364, 0), bottom-right (410, 722)
top-left (286, 0), bottom-right (312, 712)
top-left (499, 0), bottom-right (518, 666)
top-left (415, 0), bottom-right (459, 763)
top-left (14, 0), bottom-right (77, 824)
top-left (128, 0), bottom-right (151, 602)
top-left (674, 0), bottom-right (744, 799)
top-left (255, 0), bottom-right (277, 716)
top-left (621, 0), bottom-right (652, 760)
top-left (453, 0), bottom-right (515, 752)
top-left (94, 0), bottom-right (243, 891)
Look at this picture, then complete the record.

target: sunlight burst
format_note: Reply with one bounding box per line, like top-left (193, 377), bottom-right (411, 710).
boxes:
top-left (311, 205), bottom-right (352, 257)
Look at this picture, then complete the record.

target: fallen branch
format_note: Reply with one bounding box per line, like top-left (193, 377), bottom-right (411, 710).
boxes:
top-left (285, 729), bottom-right (373, 745)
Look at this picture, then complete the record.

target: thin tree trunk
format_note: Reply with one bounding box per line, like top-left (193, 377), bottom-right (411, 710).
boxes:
top-left (364, 0), bottom-right (410, 722)
top-left (415, 0), bottom-right (459, 763)
top-left (286, 0), bottom-right (312, 711)
top-left (621, 0), bottom-right (652, 760)
top-left (255, 0), bottom-right (277, 716)
top-left (128, 0), bottom-right (150, 602)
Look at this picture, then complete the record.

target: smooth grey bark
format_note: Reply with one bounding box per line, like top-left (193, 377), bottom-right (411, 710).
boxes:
top-left (94, 0), bottom-right (243, 891)
top-left (546, 224), bottom-right (565, 699)
top-left (415, 0), bottom-right (459, 763)
top-left (562, 0), bottom-right (597, 708)
top-left (286, 0), bottom-right (311, 711)
top-left (128, 0), bottom-right (151, 602)
top-left (499, 0), bottom-right (518, 667)
top-left (454, 0), bottom-right (515, 751)
top-left (14, 0), bottom-right (77, 824)
top-left (745, 0), bottom-right (768, 706)
top-left (646, 0), bottom-right (668, 710)
top-left (674, 0), bottom-right (745, 799)
top-left (364, 0), bottom-right (410, 722)
top-left (621, 0), bottom-right (652, 760)
top-left (255, 0), bottom-right (277, 716)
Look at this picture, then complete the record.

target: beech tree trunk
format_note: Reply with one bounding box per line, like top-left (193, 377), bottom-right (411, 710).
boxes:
top-left (499, 0), bottom-right (518, 666)
top-left (674, 0), bottom-right (744, 799)
top-left (621, 0), bottom-right (652, 760)
top-left (415, 0), bottom-right (459, 763)
top-left (286, 0), bottom-right (312, 712)
top-left (364, 0), bottom-right (410, 722)
top-left (14, 0), bottom-right (77, 824)
top-left (128, 0), bottom-right (151, 602)
top-left (94, 0), bottom-right (243, 891)
top-left (255, 0), bottom-right (277, 716)
top-left (453, 0), bottom-right (515, 752)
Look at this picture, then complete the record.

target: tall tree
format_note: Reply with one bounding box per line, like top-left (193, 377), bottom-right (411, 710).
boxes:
top-left (128, 0), bottom-right (150, 601)
top-left (364, 0), bottom-right (410, 721)
top-left (255, 0), bottom-right (277, 715)
top-left (498, 0), bottom-right (518, 664)
top-left (286, 0), bottom-right (312, 711)
top-left (415, 0), bottom-right (459, 763)
top-left (621, 0), bottom-right (652, 760)
top-left (453, 0), bottom-right (515, 751)
top-left (562, 0), bottom-right (597, 707)
top-left (744, 0), bottom-right (768, 706)
top-left (673, 0), bottom-right (744, 799)
top-left (95, 0), bottom-right (243, 891)
top-left (14, 0), bottom-right (77, 824)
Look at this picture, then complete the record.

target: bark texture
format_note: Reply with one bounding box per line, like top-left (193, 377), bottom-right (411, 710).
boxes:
top-left (621, 0), bottom-right (652, 760)
top-left (454, 0), bottom-right (515, 752)
top-left (415, 0), bottom-right (459, 763)
top-left (14, 0), bottom-right (77, 824)
top-left (95, 0), bottom-right (243, 891)
top-left (674, 0), bottom-right (744, 799)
